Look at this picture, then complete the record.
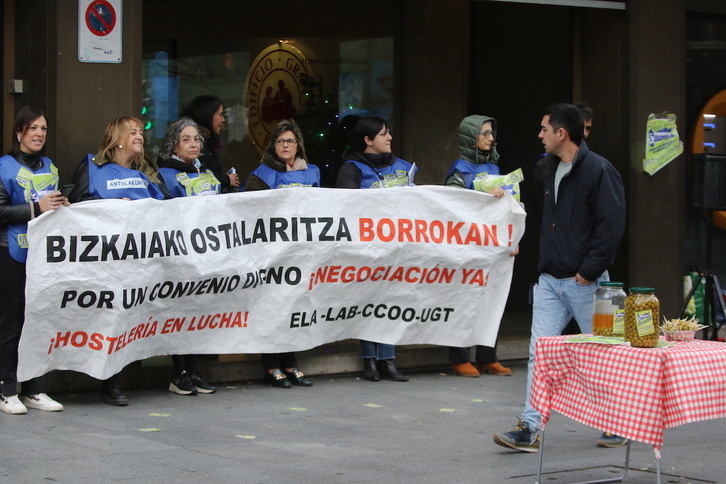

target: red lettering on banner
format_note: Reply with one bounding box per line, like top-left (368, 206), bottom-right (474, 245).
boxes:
top-left (188, 312), bottom-right (246, 331)
top-left (359, 218), bottom-right (374, 241)
top-left (446, 222), bottom-right (464, 244)
top-left (461, 268), bottom-right (488, 286)
top-left (398, 218), bottom-right (414, 242)
top-left (483, 224), bottom-right (498, 246)
top-left (463, 224), bottom-right (482, 245)
top-left (358, 217), bottom-right (504, 246)
top-left (414, 220), bottom-right (430, 243)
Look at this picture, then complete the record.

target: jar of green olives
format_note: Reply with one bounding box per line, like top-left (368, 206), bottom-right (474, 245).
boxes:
top-left (624, 287), bottom-right (660, 347)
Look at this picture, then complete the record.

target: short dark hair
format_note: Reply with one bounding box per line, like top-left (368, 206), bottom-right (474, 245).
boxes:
top-left (576, 102), bottom-right (594, 122)
top-left (543, 103), bottom-right (584, 145)
top-left (180, 95), bottom-right (222, 137)
top-left (11, 105), bottom-right (47, 155)
top-left (351, 116), bottom-right (387, 152)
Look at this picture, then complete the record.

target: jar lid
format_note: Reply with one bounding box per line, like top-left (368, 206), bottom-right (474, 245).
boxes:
top-left (630, 287), bottom-right (655, 293)
top-left (599, 281), bottom-right (624, 287)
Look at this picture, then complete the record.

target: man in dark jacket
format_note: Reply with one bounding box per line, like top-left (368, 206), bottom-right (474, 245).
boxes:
top-left (493, 103), bottom-right (626, 452)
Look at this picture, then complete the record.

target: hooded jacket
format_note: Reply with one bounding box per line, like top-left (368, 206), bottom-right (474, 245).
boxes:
top-left (445, 114), bottom-right (500, 189)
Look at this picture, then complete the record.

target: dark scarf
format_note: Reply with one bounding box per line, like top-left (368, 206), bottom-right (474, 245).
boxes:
top-left (14, 150), bottom-right (44, 170)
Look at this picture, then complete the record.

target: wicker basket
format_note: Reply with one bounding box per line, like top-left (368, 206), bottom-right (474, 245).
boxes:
top-left (662, 330), bottom-right (696, 342)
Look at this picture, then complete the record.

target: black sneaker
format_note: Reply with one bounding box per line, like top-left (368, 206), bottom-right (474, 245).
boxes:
top-left (169, 371), bottom-right (198, 395)
top-left (189, 372), bottom-right (216, 394)
top-left (493, 419), bottom-right (540, 453)
top-left (596, 432), bottom-right (628, 448)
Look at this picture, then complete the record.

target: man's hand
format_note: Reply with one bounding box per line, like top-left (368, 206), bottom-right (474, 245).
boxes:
top-left (574, 273), bottom-right (593, 285)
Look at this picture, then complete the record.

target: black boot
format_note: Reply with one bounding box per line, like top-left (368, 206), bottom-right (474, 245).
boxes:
top-left (100, 374), bottom-right (129, 406)
top-left (378, 359), bottom-right (409, 382)
top-left (363, 358), bottom-right (380, 381)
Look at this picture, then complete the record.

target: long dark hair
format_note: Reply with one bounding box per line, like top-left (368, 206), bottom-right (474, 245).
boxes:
top-left (11, 105), bottom-right (47, 155)
top-left (180, 95), bottom-right (222, 139)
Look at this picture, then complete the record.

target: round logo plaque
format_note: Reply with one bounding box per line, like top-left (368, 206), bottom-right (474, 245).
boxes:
top-left (245, 43), bottom-right (311, 153)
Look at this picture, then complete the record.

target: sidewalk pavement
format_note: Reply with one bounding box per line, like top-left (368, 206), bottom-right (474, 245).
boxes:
top-left (1, 362), bottom-right (721, 483)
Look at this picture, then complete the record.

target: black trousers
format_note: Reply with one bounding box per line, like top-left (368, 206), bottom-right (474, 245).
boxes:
top-left (171, 355), bottom-right (200, 376)
top-left (261, 352), bottom-right (297, 371)
top-left (0, 247), bottom-right (42, 396)
top-left (448, 345), bottom-right (497, 365)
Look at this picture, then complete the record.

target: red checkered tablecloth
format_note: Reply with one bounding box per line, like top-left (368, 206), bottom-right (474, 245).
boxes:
top-left (530, 335), bottom-right (726, 452)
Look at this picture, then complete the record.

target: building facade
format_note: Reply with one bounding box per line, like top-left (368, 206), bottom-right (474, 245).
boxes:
top-left (3, 0), bottom-right (724, 388)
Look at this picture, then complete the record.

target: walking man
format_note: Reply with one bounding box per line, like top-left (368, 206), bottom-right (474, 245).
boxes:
top-left (493, 103), bottom-right (626, 452)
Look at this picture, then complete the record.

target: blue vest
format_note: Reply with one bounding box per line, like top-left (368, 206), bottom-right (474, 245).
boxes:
top-left (0, 154), bottom-right (59, 262)
top-left (85, 154), bottom-right (164, 200)
top-left (347, 158), bottom-right (414, 189)
top-left (159, 167), bottom-right (221, 197)
top-left (446, 158), bottom-right (500, 191)
top-left (248, 163), bottom-right (320, 190)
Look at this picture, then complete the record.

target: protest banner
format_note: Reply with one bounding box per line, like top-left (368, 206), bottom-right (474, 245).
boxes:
top-left (18, 186), bottom-right (526, 381)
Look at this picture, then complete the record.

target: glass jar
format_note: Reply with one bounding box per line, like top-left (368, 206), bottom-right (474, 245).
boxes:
top-left (592, 282), bottom-right (626, 337)
top-left (624, 287), bottom-right (660, 347)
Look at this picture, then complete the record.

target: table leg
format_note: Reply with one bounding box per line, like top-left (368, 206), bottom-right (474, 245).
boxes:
top-left (535, 429), bottom-right (632, 484)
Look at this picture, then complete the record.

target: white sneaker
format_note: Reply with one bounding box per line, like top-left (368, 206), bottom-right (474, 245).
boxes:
top-left (21, 393), bottom-right (63, 412)
top-left (0, 394), bottom-right (28, 414)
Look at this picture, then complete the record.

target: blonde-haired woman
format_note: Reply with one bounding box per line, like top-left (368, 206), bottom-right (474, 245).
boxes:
top-left (71, 116), bottom-right (165, 202)
top-left (70, 116), bottom-right (166, 405)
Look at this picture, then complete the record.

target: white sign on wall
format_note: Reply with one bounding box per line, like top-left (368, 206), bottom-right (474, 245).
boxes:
top-left (78, 0), bottom-right (122, 63)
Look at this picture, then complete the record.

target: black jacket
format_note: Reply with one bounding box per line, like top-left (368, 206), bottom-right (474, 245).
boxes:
top-left (198, 127), bottom-right (231, 189)
top-left (336, 150), bottom-right (396, 188)
top-left (537, 140), bottom-right (625, 281)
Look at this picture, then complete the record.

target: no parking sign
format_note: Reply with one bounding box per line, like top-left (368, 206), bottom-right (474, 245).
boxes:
top-left (78, 0), bottom-right (122, 63)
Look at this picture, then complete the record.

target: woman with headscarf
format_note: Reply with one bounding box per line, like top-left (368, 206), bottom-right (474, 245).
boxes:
top-left (444, 114), bottom-right (513, 378)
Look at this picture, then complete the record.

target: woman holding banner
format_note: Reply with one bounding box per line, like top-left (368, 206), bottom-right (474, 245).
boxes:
top-left (242, 119), bottom-right (317, 388)
top-left (0, 106), bottom-right (65, 414)
top-left (70, 116), bottom-right (166, 406)
top-left (444, 114), bottom-right (513, 378)
top-left (336, 116), bottom-right (413, 382)
top-left (157, 117), bottom-right (219, 395)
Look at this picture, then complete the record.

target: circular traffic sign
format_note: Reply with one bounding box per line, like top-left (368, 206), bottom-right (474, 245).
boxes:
top-left (85, 0), bottom-right (116, 37)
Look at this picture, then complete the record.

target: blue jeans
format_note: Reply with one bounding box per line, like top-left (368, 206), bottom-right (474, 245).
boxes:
top-left (520, 272), bottom-right (608, 432)
top-left (360, 341), bottom-right (395, 360)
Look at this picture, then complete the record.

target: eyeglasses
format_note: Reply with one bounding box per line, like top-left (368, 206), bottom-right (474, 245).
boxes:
top-left (275, 138), bottom-right (298, 146)
top-left (479, 130), bottom-right (496, 139)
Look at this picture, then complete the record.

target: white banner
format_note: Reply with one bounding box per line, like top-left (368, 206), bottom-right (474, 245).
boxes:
top-left (18, 186), bottom-right (526, 380)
